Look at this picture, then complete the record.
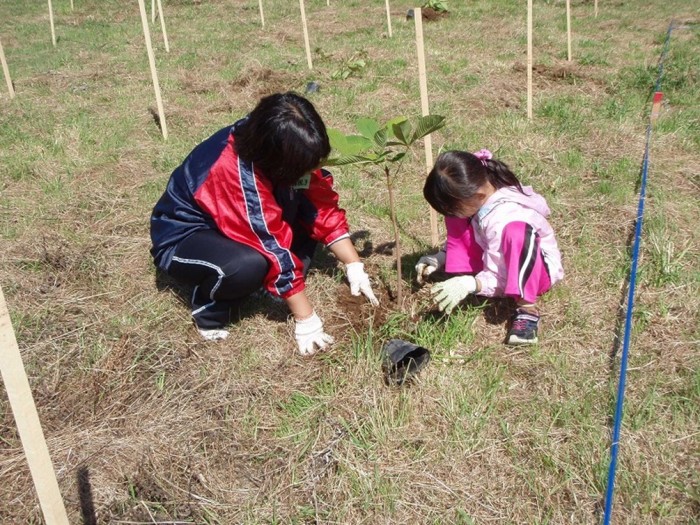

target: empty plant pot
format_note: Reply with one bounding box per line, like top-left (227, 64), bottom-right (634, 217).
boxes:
top-left (382, 339), bottom-right (431, 385)
top-left (305, 81), bottom-right (320, 94)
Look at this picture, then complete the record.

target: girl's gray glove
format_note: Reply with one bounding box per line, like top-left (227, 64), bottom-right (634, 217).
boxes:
top-left (431, 275), bottom-right (477, 314)
top-left (415, 249), bottom-right (446, 285)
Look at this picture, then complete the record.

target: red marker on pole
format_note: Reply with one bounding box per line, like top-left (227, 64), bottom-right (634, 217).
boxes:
top-left (651, 91), bottom-right (663, 123)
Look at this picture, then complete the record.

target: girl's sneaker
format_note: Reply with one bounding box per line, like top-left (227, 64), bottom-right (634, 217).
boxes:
top-left (506, 309), bottom-right (539, 345)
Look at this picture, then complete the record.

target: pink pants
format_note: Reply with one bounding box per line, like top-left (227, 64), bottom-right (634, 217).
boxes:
top-left (445, 218), bottom-right (551, 304)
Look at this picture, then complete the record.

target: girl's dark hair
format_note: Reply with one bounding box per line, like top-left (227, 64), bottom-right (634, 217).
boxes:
top-left (233, 92), bottom-right (331, 186)
top-left (423, 150), bottom-right (523, 216)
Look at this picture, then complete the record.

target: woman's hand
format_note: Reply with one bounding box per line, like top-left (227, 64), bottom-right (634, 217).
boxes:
top-left (328, 237), bottom-right (379, 306)
top-left (345, 262), bottom-right (379, 306)
top-left (294, 311), bottom-right (334, 355)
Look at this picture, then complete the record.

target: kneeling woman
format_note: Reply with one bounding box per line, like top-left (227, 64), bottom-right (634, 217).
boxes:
top-left (150, 92), bottom-right (378, 354)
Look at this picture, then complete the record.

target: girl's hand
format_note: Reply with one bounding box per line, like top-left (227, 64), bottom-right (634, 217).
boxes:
top-left (431, 275), bottom-right (477, 314)
top-left (415, 249), bottom-right (446, 285)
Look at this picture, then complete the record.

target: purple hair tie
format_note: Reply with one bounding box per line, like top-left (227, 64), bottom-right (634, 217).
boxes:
top-left (474, 148), bottom-right (492, 167)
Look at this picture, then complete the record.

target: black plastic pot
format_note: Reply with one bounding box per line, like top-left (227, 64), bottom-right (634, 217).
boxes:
top-left (305, 81), bottom-right (320, 94)
top-left (382, 339), bottom-right (431, 386)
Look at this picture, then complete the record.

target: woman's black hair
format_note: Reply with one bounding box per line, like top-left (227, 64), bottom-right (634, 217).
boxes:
top-left (233, 92), bottom-right (331, 186)
top-left (423, 150), bottom-right (523, 216)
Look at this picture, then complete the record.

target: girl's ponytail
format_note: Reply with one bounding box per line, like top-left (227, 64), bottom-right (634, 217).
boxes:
top-left (474, 149), bottom-right (523, 194)
top-left (482, 158), bottom-right (524, 194)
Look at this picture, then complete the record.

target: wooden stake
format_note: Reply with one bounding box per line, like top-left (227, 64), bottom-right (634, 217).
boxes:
top-left (155, 0), bottom-right (170, 52)
top-left (70, 0), bottom-right (74, 10)
top-left (594, 0), bottom-right (598, 18)
top-left (258, 0), bottom-right (265, 27)
top-left (47, 0), bottom-right (57, 47)
top-left (151, 0), bottom-right (155, 24)
top-left (137, 0), bottom-right (168, 139)
top-left (0, 38), bottom-right (15, 98)
top-left (0, 287), bottom-right (70, 525)
top-left (385, 0), bottom-right (393, 38)
top-left (527, 0), bottom-right (533, 120)
top-left (414, 8), bottom-right (438, 247)
top-left (299, 0), bottom-right (312, 69)
top-left (566, 0), bottom-right (572, 62)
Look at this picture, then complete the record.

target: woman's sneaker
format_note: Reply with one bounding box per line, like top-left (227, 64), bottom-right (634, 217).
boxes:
top-left (506, 309), bottom-right (540, 345)
top-left (198, 328), bottom-right (230, 341)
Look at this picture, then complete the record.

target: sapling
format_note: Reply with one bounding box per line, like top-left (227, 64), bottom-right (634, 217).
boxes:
top-left (325, 115), bottom-right (445, 306)
top-left (422, 0), bottom-right (449, 13)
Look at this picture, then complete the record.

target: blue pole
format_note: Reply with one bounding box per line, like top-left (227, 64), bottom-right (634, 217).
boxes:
top-left (601, 21), bottom-right (674, 525)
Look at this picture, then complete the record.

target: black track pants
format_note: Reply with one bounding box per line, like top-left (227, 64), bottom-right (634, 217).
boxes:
top-left (167, 229), bottom-right (316, 329)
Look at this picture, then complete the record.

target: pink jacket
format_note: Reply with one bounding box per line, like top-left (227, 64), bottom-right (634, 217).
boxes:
top-left (445, 186), bottom-right (564, 298)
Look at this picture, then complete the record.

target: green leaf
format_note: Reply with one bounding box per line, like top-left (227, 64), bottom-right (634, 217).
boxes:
top-left (373, 128), bottom-right (387, 149)
top-left (388, 152), bottom-right (407, 162)
top-left (327, 128), bottom-right (348, 151)
top-left (327, 128), bottom-right (372, 155)
top-left (345, 134), bottom-right (372, 153)
top-left (410, 114), bottom-right (446, 143)
top-left (356, 118), bottom-right (381, 140)
top-left (324, 153), bottom-right (382, 166)
top-left (385, 116), bottom-right (408, 139)
top-left (391, 120), bottom-right (412, 146)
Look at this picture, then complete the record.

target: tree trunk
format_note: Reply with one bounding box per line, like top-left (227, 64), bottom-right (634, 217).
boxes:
top-left (386, 167), bottom-right (402, 306)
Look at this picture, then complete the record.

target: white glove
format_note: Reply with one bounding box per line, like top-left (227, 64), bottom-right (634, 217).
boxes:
top-left (431, 275), bottom-right (477, 314)
top-left (345, 261), bottom-right (379, 306)
top-left (415, 249), bottom-right (446, 285)
top-left (294, 311), bottom-right (334, 356)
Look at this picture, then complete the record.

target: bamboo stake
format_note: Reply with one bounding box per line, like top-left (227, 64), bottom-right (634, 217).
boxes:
top-left (299, 0), bottom-right (312, 69)
top-left (0, 38), bottom-right (15, 98)
top-left (155, 0), bottom-right (170, 52)
top-left (47, 0), bottom-right (56, 47)
top-left (414, 8), bottom-right (438, 247)
top-left (151, 0), bottom-right (155, 24)
top-left (137, 0), bottom-right (168, 139)
top-left (385, 0), bottom-right (393, 38)
top-left (595, 0), bottom-right (598, 18)
top-left (0, 287), bottom-right (70, 525)
top-left (70, 0), bottom-right (74, 10)
top-left (566, 0), bottom-right (572, 62)
top-left (527, 0), bottom-right (533, 120)
top-left (258, 0), bottom-right (265, 27)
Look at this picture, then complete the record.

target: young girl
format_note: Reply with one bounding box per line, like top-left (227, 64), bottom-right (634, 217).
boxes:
top-left (416, 149), bottom-right (563, 345)
top-left (150, 92), bottom-right (378, 353)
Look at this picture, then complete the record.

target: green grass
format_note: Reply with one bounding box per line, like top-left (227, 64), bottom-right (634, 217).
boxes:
top-left (1, 1), bottom-right (699, 524)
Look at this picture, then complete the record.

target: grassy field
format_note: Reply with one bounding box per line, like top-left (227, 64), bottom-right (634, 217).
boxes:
top-left (1, 0), bottom-right (698, 523)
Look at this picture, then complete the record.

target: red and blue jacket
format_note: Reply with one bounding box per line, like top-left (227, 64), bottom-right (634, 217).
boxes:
top-left (150, 122), bottom-right (349, 298)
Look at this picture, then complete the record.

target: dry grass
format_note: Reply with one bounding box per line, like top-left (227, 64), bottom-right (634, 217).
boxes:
top-left (1, 0), bottom-right (699, 523)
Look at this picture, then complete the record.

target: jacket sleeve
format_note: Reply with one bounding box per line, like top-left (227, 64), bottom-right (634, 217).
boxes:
top-left (474, 211), bottom-right (508, 298)
top-left (299, 169), bottom-right (350, 245)
top-left (193, 144), bottom-right (306, 299)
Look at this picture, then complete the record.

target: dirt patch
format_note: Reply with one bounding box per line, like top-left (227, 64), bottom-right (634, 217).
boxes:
top-left (421, 7), bottom-right (449, 22)
top-left (231, 66), bottom-right (301, 98)
top-left (513, 62), bottom-right (586, 84)
top-left (327, 283), bottom-right (392, 339)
